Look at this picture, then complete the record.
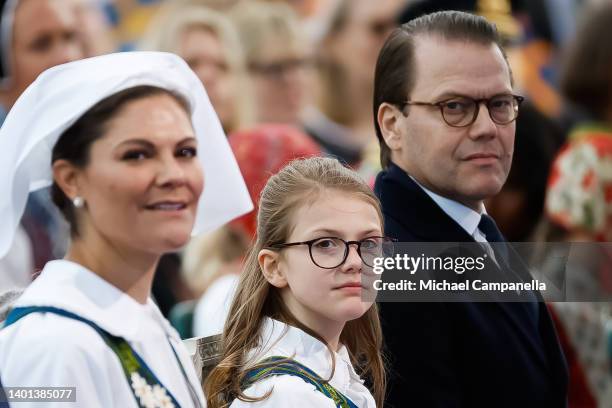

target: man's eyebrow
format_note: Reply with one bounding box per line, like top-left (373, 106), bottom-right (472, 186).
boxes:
top-left (431, 91), bottom-right (514, 102)
top-left (431, 92), bottom-right (472, 101)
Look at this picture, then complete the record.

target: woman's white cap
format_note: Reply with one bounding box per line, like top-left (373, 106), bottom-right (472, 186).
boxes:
top-left (0, 51), bottom-right (253, 258)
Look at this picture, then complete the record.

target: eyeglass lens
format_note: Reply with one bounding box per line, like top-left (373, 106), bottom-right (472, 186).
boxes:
top-left (309, 237), bottom-right (394, 268)
top-left (441, 95), bottom-right (519, 126)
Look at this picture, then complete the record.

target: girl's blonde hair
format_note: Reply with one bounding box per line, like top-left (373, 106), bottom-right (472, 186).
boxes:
top-left (205, 157), bottom-right (386, 407)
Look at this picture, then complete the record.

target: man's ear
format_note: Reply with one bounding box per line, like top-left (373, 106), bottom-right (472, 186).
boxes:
top-left (52, 159), bottom-right (82, 201)
top-left (258, 249), bottom-right (288, 288)
top-left (377, 102), bottom-right (405, 152)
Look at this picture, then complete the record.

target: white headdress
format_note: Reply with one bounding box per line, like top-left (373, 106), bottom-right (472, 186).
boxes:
top-left (0, 51), bottom-right (253, 257)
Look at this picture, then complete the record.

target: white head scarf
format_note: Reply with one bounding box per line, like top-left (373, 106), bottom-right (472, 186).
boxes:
top-left (0, 51), bottom-right (253, 258)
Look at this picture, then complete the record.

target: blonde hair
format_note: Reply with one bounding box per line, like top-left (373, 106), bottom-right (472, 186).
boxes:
top-left (140, 5), bottom-right (252, 131)
top-left (205, 157), bottom-right (386, 407)
top-left (182, 226), bottom-right (250, 296)
top-left (230, 1), bottom-right (306, 66)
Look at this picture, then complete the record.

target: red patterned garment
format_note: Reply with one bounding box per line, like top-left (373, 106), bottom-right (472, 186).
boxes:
top-left (546, 124), bottom-right (612, 242)
top-left (546, 124), bottom-right (612, 407)
top-left (228, 124), bottom-right (321, 237)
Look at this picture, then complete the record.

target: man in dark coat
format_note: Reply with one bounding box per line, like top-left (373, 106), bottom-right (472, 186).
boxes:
top-left (372, 11), bottom-right (568, 407)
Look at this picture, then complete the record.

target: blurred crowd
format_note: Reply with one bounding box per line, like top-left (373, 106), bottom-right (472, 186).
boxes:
top-left (1, 0), bottom-right (612, 406)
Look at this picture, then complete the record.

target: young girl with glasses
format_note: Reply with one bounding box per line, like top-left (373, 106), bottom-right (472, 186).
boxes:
top-left (205, 157), bottom-right (387, 407)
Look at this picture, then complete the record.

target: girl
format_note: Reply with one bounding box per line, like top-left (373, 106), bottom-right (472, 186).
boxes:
top-left (205, 157), bottom-right (388, 407)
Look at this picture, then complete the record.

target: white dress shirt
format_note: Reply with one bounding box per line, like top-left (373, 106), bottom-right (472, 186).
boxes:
top-left (0, 226), bottom-right (33, 293)
top-left (411, 177), bottom-right (489, 243)
top-left (231, 318), bottom-right (376, 408)
top-left (193, 274), bottom-right (239, 338)
top-left (0, 260), bottom-right (206, 408)
top-left (412, 178), bottom-right (508, 270)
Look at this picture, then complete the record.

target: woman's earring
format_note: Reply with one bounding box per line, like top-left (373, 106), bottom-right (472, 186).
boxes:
top-left (72, 196), bottom-right (85, 208)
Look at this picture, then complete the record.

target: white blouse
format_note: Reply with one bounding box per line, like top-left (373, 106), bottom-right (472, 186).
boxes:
top-left (0, 260), bottom-right (206, 408)
top-left (230, 318), bottom-right (376, 408)
top-left (193, 274), bottom-right (239, 338)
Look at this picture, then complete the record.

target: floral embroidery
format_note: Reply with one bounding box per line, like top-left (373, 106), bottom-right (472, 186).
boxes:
top-left (546, 128), bottom-right (612, 241)
top-left (130, 372), bottom-right (175, 408)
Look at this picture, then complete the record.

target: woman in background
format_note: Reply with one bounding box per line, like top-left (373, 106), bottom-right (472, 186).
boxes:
top-left (230, 1), bottom-right (311, 126)
top-left (535, 4), bottom-right (612, 405)
top-left (303, 0), bottom-right (401, 173)
top-left (141, 4), bottom-right (251, 133)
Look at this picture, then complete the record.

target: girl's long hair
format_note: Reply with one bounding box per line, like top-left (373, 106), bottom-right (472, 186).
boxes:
top-left (204, 157), bottom-right (386, 407)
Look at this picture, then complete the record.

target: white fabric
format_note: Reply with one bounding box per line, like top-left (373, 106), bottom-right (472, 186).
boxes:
top-left (230, 318), bottom-right (376, 408)
top-left (411, 177), bottom-right (505, 267)
top-left (0, 225), bottom-right (32, 293)
top-left (0, 259), bottom-right (206, 408)
top-left (0, 51), bottom-right (253, 258)
top-left (193, 274), bottom-right (238, 338)
top-left (410, 176), bottom-right (488, 243)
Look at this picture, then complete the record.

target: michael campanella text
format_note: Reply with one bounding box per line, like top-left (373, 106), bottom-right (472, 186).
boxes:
top-left (373, 279), bottom-right (547, 293)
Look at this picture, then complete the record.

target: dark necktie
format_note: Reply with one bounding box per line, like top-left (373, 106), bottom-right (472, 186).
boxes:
top-left (478, 214), bottom-right (505, 243)
top-left (479, 214), bottom-right (539, 324)
top-left (478, 214), bottom-right (510, 263)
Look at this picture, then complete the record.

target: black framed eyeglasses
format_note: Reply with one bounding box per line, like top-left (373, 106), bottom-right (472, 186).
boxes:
top-left (269, 236), bottom-right (396, 269)
top-left (402, 94), bottom-right (524, 127)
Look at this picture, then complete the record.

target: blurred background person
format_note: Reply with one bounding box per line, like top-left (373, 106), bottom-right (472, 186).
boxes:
top-left (533, 3), bottom-right (612, 406)
top-left (70, 0), bottom-right (116, 57)
top-left (0, 0), bottom-right (84, 119)
top-left (182, 124), bottom-right (321, 339)
top-left (141, 4), bottom-right (251, 134)
top-left (537, 130), bottom-right (612, 408)
top-left (0, 0), bottom-right (86, 291)
top-left (231, 1), bottom-right (311, 127)
top-left (304, 0), bottom-right (402, 174)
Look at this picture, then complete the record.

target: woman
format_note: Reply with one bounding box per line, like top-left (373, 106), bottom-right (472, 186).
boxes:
top-left (533, 5), bottom-right (612, 405)
top-left (205, 157), bottom-right (387, 407)
top-left (304, 0), bottom-right (400, 172)
top-left (0, 51), bottom-right (252, 407)
top-left (141, 4), bottom-right (251, 133)
top-left (230, 1), bottom-right (311, 126)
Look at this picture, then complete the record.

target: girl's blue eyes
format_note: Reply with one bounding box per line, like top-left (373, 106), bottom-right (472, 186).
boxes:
top-left (122, 147), bottom-right (198, 161)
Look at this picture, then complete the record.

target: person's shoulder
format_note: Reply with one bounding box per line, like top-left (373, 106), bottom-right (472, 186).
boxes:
top-left (1, 310), bottom-right (112, 366)
top-left (1, 312), bottom-right (122, 407)
top-left (231, 375), bottom-right (336, 407)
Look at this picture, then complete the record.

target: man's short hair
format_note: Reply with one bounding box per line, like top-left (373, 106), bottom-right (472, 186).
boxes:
top-left (373, 11), bottom-right (510, 168)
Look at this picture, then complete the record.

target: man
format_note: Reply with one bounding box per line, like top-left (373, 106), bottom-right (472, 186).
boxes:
top-left (373, 11), bottom-right (568, 407)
